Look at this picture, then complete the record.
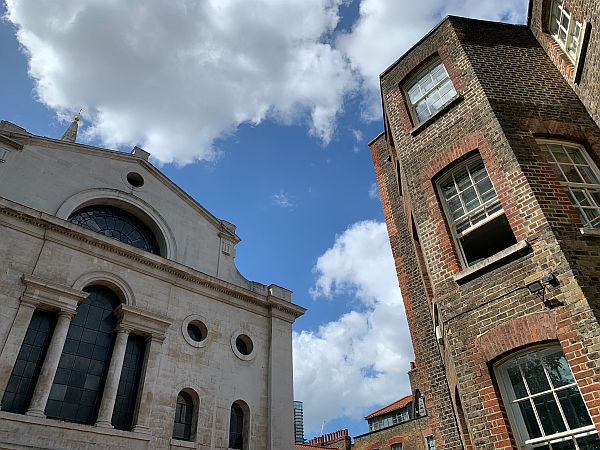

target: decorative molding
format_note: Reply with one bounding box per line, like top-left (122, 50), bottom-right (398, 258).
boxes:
top-left (21, 274), bottom-right (87, 314)
top-left (181, 314), bottom-right (209, 348)
top-left (115, 304), bottom-right (172, 340)
top-left (72, 271), bottom-right (136, 306)
top-left (1, 198), bottom-right (305, 319)
top-left (230, 330), bottom-right (256, 362)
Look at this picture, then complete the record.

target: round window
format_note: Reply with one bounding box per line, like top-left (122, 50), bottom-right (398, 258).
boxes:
top-left (235, 334), bottom-right (253, 356)
top-left (187, 321), bottom-right (207, 343)
top-left (126, 172), bottom-right (144, 188)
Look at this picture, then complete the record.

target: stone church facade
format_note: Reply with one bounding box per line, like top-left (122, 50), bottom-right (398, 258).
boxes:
top-left (370, 0), bottom-right (600, 448)
top-left (0, 119), bottom-right (304, 450)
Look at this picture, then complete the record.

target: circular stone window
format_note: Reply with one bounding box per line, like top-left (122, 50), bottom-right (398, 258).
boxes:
top-left (182, 315), bottom-right (209, 348)
top-left (231, 332), bottom-right (255, 361)
top-left (126, 172), bottom-right (144, 188)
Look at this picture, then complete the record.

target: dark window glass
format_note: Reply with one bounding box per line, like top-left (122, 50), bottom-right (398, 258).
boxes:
top-left (187, 323), bottom-right (205, 342)
top-left (1, 311), bottom-right (56, 413)
top-left (229, 403), bottom-right (244, 449)
top-left (172, 391), bottom-right (194, 441)
top-left (111, 335), bottom-right (146, 430)
top-left (45, 285), bottom-right (119, 424)
top-left (68, 205), bottom-right (160, 255)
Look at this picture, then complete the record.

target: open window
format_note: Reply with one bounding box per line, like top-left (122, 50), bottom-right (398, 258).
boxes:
top-left (437, 155), bottom-right (516, 267)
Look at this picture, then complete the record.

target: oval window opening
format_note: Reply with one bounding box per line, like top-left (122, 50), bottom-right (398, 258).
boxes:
top-left (187, 321), bottom-right (207, 343)
top-left (126, 172), bottom-right (144, 188)
top-left (235, 335), bottom-right (253, 356)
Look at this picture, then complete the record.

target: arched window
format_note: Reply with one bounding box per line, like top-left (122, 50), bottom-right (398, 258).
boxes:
top-left (68, 205), bottom-right (161, 255)
top-left (172, 391), bottom-right (195, 441)
top-left (495, 346), bottom-right (600, 448)
top-left (45, 285), bottom-right (120, 424)
top-left (229, 402), bottom-right (245, 450)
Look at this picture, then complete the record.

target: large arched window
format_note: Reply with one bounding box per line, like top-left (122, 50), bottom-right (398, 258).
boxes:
top-left (495, 346), bottom-right (600, 448)
top-left (172, 391), bottom-right (195, 441)
top-left (45, 285), bottom-right (120, 424)
top-left (68, 205), bottom-right (161, 255)
top-left (229, 402), bottom-right (246, 450)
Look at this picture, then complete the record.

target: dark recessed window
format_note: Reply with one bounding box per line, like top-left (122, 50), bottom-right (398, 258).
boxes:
top-left (235, 335), bottom-right (253, 356)
top-left (126, 172), bottom-right (144, 188)
top-left (45, 285), bottom-right (119, 425)
top-left (1, 311), bottom-right (56, 413)
top-left (111, 335), bottom-right (146, 430)
top-left (187, 322), bottom-right (207, 343)
top-left (68, 205), bottom-right (161, 255)
top-left (173, 391), bottom-right (194, 441)
top-left (229, 403), bottom-right (244, 450)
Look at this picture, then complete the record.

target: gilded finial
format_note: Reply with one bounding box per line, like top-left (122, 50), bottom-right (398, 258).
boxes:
top-left (74, 108), bottom-right (83, 122)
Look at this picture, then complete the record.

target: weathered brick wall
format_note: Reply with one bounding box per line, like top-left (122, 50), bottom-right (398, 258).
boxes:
top-left (374, 14), bottom-right (600, 450)
top-left (353, 417), bottom-right (429, 450)
top-left (530, 0), bottom-right (600, 128)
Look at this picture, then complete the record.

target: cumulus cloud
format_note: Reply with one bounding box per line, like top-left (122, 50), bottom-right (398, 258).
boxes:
top-left (5, 0), bottom-right (356, 164)
top-left (337, 0), bottom-right (528, 118)
top-left (294, 221), bottom-right (413, 434)
top-left (5, 0), bottom-right (527, 163)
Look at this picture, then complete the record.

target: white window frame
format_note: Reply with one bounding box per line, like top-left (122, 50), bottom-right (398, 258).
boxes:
top-left (538, 140), bottom-right (600, 229)
top-left (437, 155), bottom-right (505, 267)
top-left (425, 435), bottom-right (436, 450)
top-left (548, 0), bottom-right (583, 63)
top-left (495, 346), bottom-right (599, 449)
top-left (404, 58), bottom-right (457, 125)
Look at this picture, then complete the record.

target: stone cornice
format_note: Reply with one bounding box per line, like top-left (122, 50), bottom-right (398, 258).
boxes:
top-left (0, 134), bottom-right (24, 151)
top-left (21, 274), bottom-right (88, 314)
top-left (115, 304), bottom-right (172, 339)
top-left (1, 198), bottom-right (305, 319)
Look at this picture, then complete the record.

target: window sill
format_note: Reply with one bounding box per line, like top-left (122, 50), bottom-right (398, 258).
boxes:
top-left (580, 227), bottom-right (600, 237)
top-left (453, 240), bottom-right (529, 284)
top-left (170, 438), bottom-right (197, 448)
top-left (410, 95), bottom-right (463, 137)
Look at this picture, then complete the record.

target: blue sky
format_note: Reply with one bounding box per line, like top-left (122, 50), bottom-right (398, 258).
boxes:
top-left (0, 0), bottom-right (527, 438)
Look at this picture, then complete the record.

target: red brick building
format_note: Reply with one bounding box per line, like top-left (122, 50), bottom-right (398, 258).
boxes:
top-left (296, 429), bottom-right (352, 450)
top-left (370, 0), bottom-right (600, 448)
top-left (354, 393), bottom-right (433, 450)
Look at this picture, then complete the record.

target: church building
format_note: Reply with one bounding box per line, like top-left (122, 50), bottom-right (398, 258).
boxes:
top-left (0, 117), bottom-right (304, 449)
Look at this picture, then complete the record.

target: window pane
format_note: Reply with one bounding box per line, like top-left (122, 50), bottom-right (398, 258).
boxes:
top-left (544, 351), bottom-right (575, 388)
top-left (533, 393), bottom-right (567, 435)
top-left (508, 366), bottom-right (527, 399)
top-left (112, 335), bottom-right (146, 431)
top-left (407, 60), bottom-right (456, 123)
top-left (522, 357), bottom-right (551, 394)
top-left (576, 433), bottom-right (600, 449)
top-left (518, 400), bottom-right (543, 439)
top-left (557, 386), bottom-right (593, 429)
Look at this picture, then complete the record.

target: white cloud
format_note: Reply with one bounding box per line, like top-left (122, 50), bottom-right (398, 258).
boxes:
top-left (5, 0), bottom-right (357, 164)
top-left (295, 220), bottom-right (413, 435)
top-left (272, 189), bottom-right (295, 209)
top-left (368, 182), bottom-right (378, 199)
top-left (5, 0), bottom-right (527, 164)
top-left (337, 0), bottom-right (528, 118)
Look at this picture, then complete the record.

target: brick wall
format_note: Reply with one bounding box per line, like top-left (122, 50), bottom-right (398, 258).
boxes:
top-left (373, 13), bottom-right (600, 450)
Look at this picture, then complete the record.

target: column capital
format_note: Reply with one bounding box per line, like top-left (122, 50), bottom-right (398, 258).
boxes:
top-left (57, 310), bottom-right (77, 320)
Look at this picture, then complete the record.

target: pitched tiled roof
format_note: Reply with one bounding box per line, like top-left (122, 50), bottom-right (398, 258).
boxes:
top-left (364, 394), bottom-right (412, 419)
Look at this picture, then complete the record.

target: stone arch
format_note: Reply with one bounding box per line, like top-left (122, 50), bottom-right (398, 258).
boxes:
top-left (55, 188), bottom-right (177, 260)
top-left (72, 271), bottom-right (135, 306)
top-left (229, 399), bottom-right (251, 450)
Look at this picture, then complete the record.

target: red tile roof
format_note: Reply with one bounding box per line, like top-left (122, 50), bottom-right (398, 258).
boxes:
top-left (364, 394), bottom-right (412, 419)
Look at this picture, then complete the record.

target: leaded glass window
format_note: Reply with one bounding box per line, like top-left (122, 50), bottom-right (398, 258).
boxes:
top-left (405, 59), bottom-right (457, 124)
top-left (229, 403), bottom-right (244, 450)
top-left (496, 347), bottom-right (600, 449)
top-left (1, 311), bottom-right (56, 413)
top-left (438, 155), bottom-right (516, 267)
top-left (538, 141), bottom-right (600, 229)
top-left (112, 335), bottom-right (146, 431)
top-left (549, 0), bottom-right (583, 62)
top-left (173, 391), bottom-right (194, 441)
top-left (45, 285), bottom-right (119, 424)
top-left (68, 205), bottom-right (160, 255)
